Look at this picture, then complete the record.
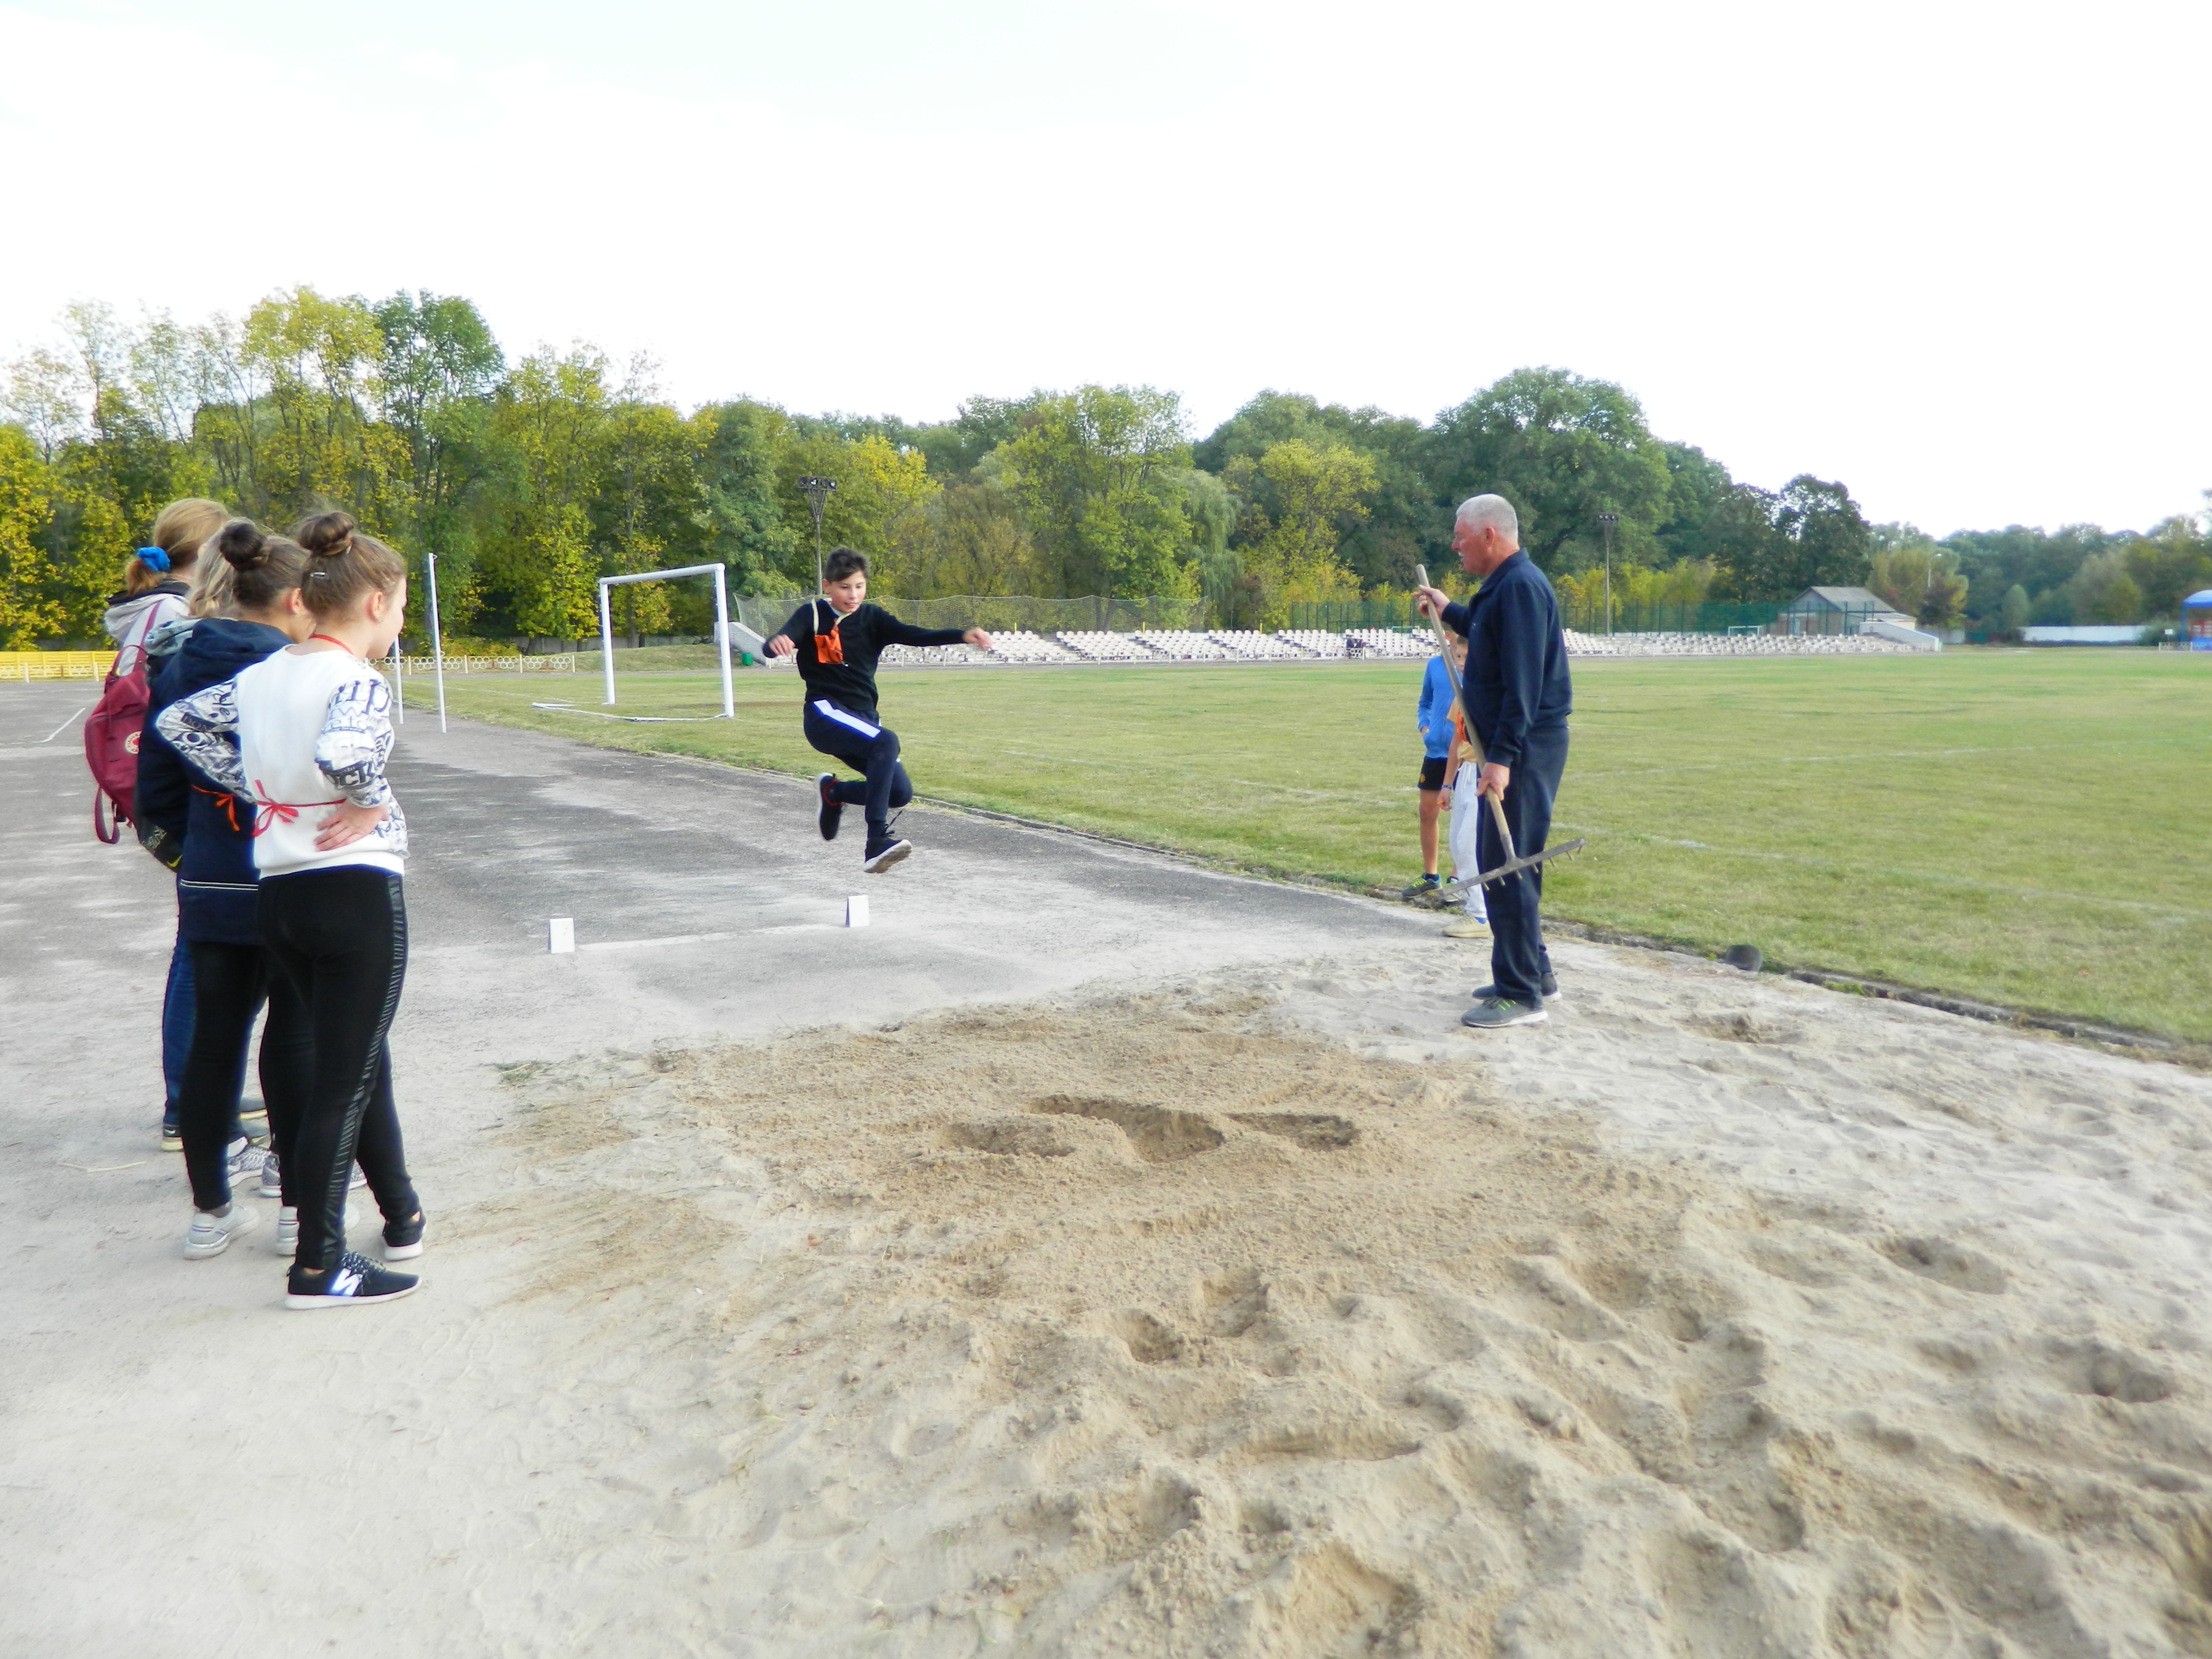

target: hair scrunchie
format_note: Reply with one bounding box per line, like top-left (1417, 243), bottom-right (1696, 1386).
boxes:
top-left (137, 546), bottom-right (171, 572)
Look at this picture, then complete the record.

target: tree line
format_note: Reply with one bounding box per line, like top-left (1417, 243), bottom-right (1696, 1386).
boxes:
top-left (4, 288), bottom-right (2206, 647)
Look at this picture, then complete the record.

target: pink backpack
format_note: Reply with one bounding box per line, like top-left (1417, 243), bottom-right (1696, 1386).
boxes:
top-left (84, 606), bottom-right (165, 844)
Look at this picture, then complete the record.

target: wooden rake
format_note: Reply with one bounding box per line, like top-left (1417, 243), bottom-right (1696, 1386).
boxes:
top-left (1412, 563), bottom-right (1586, 895)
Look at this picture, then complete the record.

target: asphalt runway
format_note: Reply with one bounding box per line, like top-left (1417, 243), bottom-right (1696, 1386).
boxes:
top-left (3, 678), bottom-right (1426, 1136)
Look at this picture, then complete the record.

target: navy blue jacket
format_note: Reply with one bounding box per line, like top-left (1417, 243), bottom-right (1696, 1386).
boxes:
top-left (138, 619), bottom-right (291, 943)
top-left (1439, 551), bottom-right (1571, 770)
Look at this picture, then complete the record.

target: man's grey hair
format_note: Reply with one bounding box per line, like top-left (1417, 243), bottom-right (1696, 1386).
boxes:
top-left (1455, 494), bottom-right (1519, 543)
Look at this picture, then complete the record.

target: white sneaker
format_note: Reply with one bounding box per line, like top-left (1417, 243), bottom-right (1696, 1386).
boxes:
top-left (225, 1137), bottom-right (265, 1192)
top-left (256, 1151), bottom-right (366, 1201)
top-left (273, 1203), bottom-right (360, 1258)
top-left (183, 1203), bottom-right (261, 1259)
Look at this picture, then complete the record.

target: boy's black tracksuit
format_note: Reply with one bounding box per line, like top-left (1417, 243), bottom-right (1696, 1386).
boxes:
top-left (777, 600), bottom-right (968, 846)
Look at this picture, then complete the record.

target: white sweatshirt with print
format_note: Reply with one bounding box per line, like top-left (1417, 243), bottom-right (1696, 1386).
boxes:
top-left (156, 648), bottom-right (408, 879)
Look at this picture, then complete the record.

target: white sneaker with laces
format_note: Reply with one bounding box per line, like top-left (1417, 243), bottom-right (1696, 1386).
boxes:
top-left (183, 1203), bottom-right (261, 1259)
top-left (273, 1202), bottom-right (360, 1258)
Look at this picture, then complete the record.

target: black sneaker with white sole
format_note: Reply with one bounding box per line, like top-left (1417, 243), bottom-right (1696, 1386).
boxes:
top-left (816, 773), bottom-right (844, 841)
top-left (383, 1209), bottom-right (427, 1261)
top-left (1472, 972), bottom-right (1560, 1002)
top-left (1461, 995), bottom-right (1548, 1029)
top-left (862, 835), bottom-right (911, 874)
top-left (285, 1250), bottom-right (420, 1310)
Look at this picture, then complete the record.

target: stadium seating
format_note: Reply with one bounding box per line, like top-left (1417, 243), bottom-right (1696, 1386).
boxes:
top-left (1054, 631), bottom-right (1164, 661)
top-left (983, 630), bottom-right (1082, 664)
top-left (1132, 631), bottom-right (1235, 660)
top-left (1346, 629), bottom-right (1437, 658)
top-left (1208, 631), bottom-right (1316, 659)
top-left (1277, 631), bottom-right (1349, 658)
top-left (1561, 630), bottom-right (1915, 657)
top-left (879, 642), bottom-right (995, 667)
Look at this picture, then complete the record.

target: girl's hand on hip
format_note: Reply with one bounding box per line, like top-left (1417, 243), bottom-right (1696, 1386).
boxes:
top-left (315, 801), bottom-right (389, 850)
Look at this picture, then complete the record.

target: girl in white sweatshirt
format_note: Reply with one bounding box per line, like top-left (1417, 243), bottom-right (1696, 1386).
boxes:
top-left (158, 512), bottom-right (424, 1309)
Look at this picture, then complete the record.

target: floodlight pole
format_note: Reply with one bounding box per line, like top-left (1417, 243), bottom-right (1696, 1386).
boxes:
top-left (1596, 513), bottom-right (1619, 637)
top-left (797, 476), bottom-right (837, 589)
top-left (597, 563), bottom-right (735, 717)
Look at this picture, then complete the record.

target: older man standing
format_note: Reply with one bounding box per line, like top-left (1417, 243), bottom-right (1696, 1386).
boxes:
top-left (1414, 495), bottom-right (1571, 1029)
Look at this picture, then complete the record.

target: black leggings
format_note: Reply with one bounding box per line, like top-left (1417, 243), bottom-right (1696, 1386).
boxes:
top-left (178, 941), bottom-right (309, 1213)
top-left (259, 867), bottom-right (418, 1272)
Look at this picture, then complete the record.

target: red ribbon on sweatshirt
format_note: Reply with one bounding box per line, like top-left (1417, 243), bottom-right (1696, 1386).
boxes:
top-left (249, 779), bottom-right (344, 838)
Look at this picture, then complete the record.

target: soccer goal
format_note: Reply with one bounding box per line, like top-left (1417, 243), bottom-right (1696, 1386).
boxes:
top-left (597, 563), bottom-right (737, 719)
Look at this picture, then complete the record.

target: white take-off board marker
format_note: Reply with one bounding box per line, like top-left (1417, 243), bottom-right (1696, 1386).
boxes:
top-left (845, 895), bottom-right (870, 928)
top-left (548, 917), bottom-right (576, 953)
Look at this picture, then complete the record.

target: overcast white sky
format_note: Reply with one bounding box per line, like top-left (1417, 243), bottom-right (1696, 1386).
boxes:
top-left (4, 0), bottom-right (2206, 534)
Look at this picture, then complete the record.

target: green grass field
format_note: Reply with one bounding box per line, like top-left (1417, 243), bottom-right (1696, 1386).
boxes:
top-left (402, 650), bottom-right (2212, 1043)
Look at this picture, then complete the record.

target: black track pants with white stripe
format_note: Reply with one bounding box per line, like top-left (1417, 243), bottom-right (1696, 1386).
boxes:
top-left (803, 699), bottom-right (913, 838)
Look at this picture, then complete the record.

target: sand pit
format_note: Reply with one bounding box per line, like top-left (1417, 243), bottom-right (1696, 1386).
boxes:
top-left (417, 948), bottom-right (2212, 1657)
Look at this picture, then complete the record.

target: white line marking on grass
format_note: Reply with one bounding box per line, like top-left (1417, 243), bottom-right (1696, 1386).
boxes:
top-left (1557, 821), bottom-right (2212, 921)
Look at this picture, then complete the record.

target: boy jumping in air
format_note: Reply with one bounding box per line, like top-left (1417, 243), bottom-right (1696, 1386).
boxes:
top-left (767, 548), bottom-right (994, 873)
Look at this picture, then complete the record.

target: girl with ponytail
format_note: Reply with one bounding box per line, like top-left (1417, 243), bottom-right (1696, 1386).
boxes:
top-left (157, 512), bottom-right (427, 1306)
top-left (102, 497), bottom-right (230, 1149)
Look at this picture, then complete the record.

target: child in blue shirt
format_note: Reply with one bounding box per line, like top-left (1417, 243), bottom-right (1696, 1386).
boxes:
top-left (1405, 633), bottom-right (1465, 899)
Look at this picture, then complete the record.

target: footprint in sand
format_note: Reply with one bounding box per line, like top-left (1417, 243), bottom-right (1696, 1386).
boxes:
top-left (1027, 1095), bottom-right (1225, 1162)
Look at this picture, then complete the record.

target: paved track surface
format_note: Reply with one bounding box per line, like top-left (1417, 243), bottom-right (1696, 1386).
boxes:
top-left (0, 681), bottom-right (1432, 1655)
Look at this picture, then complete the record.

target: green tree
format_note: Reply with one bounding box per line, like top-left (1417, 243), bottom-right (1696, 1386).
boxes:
top-left (1713, 476), bottom-right (1871, 601)
top-left (1942, 523), bottom-right (2116, 629)
top-left (593, 390), bottom-right (712, 641)
top-left (1221, 438), bottom-right (1373, 625)
top-left (242, 287), bottom-right (405, 529)
top-left (696, 401), bottom-right (799, 595)
top-left (1999, 584), bottom-right (2030, 634)
top-left (1423, 368), bottom-right (1672, 573)
top-left (2120, 512), bottom-right (2212, 618)
top-left (1196, 390), bottom-right (1439, 589)
top-left (924, 475), bottom-right (1040, 596)
top-left (773, 430), bottom-right (940, 593)
top-left (1868, 525), bottom-right (1968, 627)
top-left (482, 347), bottom-right (611, 639)
top-left (0, 426), bottom-right (65, 645)
top-left (1653, 442), bottom-right (1735, 565)
top-left (1001, 386), bottom-right (1195, 598)
top-left (374, 292), bottom-right (505, 634)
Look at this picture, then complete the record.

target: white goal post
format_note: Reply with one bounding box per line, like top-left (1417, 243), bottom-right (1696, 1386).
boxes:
top-left (598, 562), bottom-right (736, 719)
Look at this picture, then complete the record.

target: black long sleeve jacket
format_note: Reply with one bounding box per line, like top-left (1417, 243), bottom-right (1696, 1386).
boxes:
top-left (776, 599), bottom-right (968, 722)
top-left (1438, 551), bottom-right (1572, 769)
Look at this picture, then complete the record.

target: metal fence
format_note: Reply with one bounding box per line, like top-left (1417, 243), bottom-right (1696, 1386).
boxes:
top-left (0, 650), bottom-right (115, 682)
top-left (1557, 599), bottom-right (1784, 635)
top-left (1286, 600), bottom-right (1425, 631)
top-left (735, 593), bottom-right (1207, 637)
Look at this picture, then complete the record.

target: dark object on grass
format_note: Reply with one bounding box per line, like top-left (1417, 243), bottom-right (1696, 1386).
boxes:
top-left (1724, 944), bottom-right (1763, 972)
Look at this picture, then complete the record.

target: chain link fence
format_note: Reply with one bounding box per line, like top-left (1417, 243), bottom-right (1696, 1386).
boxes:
top-left (735, 594), bottom-right (1206, 637)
